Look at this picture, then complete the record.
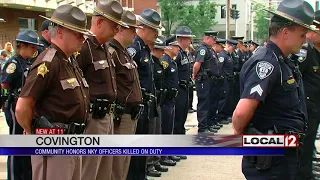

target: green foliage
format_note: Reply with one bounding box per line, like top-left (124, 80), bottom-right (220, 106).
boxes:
top-left (253, 3), bottom-right (275, 41)
top-left (158, 0), bottom-right (218, 37)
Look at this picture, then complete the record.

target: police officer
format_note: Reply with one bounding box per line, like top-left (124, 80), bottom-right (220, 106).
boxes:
top-left (160, 36), bottom-right (180, 165)
top-left (216, 40), bottom-right (238, 125)
top-left (38, 20), bottom-right (51, 53)
top-left (15, 4), bottom-right (91, 180)
top-left (192, 31), bottom-right (219, 134)
top-left (296, 11), bottom-right (320, 180)
top-left (188, 44), bottom-right (196, 113)
top-left (1, 29), bottom-right (42, 180)
top-left (107, 11), bottom-right (143, 180)
top-left (76, 1), bottom-right (127, 179)
top-left (248, 40), bottom-right (259, 58)
top-left (232, 0), bottom-right (315, 178)
top-left (145, 36), bottom-right (169, 177)
top-left (230, 36), bottom-right (243, 113)
top-left (126, 8), bottom-right (164, 180)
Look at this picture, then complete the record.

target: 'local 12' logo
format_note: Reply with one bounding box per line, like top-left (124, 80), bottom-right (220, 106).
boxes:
top-left (284, 135), bottom-right (299, 147)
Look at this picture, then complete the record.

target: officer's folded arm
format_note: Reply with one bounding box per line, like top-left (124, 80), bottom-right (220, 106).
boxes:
top-left (15, 96), bottom-right (35, 134)
top-left (232, 98), bottom-right (260, 135)
top-left (192, 62), bottom-right (201, 80)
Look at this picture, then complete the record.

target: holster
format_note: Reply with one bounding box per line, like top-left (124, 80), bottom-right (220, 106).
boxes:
top-left (243, 125), bottom-right (273, 170)
top-left (90, 98), bottom-right (115, 119)
top-left (113, 104), bottom-right (125, 127)
top-left (167, 88), bottom-right (178, 100)
top-left (131, 104), bottom-right (144, 120)
top-left (31, 116), bottom-right (86, 134)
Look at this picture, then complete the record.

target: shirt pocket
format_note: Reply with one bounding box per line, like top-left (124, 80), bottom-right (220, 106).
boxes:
top-left (60, 78), bottom-right (80, 90)
top-left (92, 60), bottom-right (109, 71)
top-left (282, 78), bottom-right (299, 107)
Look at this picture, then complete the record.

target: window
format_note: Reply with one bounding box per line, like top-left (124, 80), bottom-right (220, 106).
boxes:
top-left (221, 5), bottom-right (226, 19)
top-left (18, 18), bottom-right (37, 30)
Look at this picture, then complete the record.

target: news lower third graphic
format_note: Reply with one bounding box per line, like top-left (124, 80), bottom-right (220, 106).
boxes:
top-left (0, 134), bottom-right (297, 156)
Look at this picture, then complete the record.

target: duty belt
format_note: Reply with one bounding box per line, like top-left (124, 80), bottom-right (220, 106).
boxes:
top-left (89, 98), bottom-right (115, 119)
top-left (53, 122), bottom-right (86, 134)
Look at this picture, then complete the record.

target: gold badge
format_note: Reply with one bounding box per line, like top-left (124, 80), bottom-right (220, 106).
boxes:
top-left (5, 63), bottom-right (16, 74)
top-left (173, 56), bottom-right (177, 60)
top-left (37, 63), bottom-right (49, 77)
top-left (313, 66), bottom-right (319, 72)
top-left (74, 51), bottom-right (80, 58)
top-left (287, 78), bottom-right (295, 84)
top-left (67, 78), bottom-right (76, 87)
top-left (144, 58), bottom-right (149, 62)
top-left (161, 61), bottom-right (169, 69)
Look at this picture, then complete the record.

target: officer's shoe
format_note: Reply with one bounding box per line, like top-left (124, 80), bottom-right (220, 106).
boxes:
top-left (179, 156), bottom-right (187, 160)
top-left (198, 129), bottom-right (214, 134)
top-left (160, 158), bottom-right (176, 166)
top-left (169, 156), bottom-right (181, 162)
top-left (220, 120), bottom-right (229, 125)
top-left (210, 125), bottom-right (220, 130)
top-left (208, 127), bottom-right (218, 133)
top-left (154, 163), bottom-right (168, 172)
top-left (216, 123), bottom-right (223, 128)
top-left (146, 166), bottom-right (161, 177)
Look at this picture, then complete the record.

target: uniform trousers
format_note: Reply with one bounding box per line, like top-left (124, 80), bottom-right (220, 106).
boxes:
top-left (112, 114), bottom-right (138, 180)
top-left (242, 149), bottom-right (299, 180)
top-left (127, 103), bottom-right (150, 180)
top-left (147, 106), bottom-right (161, 170)
top-left (195, 79), bottom-right (210, 131)
top-left (174, 86), bottom-right (189, 134)
top-left (32, 156), bottom-right (81, 180)
top-left (82, 114), bottom-right (113, 180)
top-left (5, 103), bottom-right (32, 180)
top-left (207, 79), bottom-right (222, 126)
top-left (216, 79), bottom-right (233, 122)
top-left (297, 105), bottom-right (320, 179)
top-left (232, 74), bottom-right (240, 111)
top-left (188, 85), bottom-right (194, 110)
top-left (161, 99), bottom-right (175, 134)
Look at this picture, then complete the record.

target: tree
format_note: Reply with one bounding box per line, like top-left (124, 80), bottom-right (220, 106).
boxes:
top-left (180, 0), bottom-right (218, 38)
top-left (158, 0), bottom-right (218, 37)
top-left (158, 0), bottom-right (186, 36)
top-left (253, 3), bottom-right (274, 41)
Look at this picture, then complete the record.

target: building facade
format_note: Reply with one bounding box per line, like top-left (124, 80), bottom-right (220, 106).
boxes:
top-left (0, 0), bottom-right (157, 47)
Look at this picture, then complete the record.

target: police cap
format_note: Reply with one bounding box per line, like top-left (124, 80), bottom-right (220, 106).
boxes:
top-left (16, 30), bottom-right (43, 46)
top-left (166, 35), bottom-right (179, 46)
top-left (176, 26), bottom-right (195, 37)
top-left (154, 36), bottom-right (169, 49)
top-left (226, 39), bottom-right (238, 48)
top-left (216, 38), bottom-right (226, 47)
top-left (40, 20), bottom-right (50, 31)
top-left (231, 36), bottom-right (244, 43)
top-left (204, 31), bottom-right (219, 38)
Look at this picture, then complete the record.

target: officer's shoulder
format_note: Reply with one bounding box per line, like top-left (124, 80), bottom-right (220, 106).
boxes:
top-left (244, 47), bottom-right (278, 72)
top-left (31, 48), bottom-right (57, 69)
top-left (127, 44), bottom-right (140, 58)
top-left (3, 57), bottom-right (18, 74)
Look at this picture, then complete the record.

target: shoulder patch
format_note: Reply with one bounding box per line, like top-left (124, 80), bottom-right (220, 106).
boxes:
top-left (256, 61), bottom-right (274, 80)
top-left (161, 61), bottom-right (169, 69)
top-left (42, 48), bottom-right (57, 62)
top-left (5, 63), bottom-right (16, 74)
top-left (127, 48), bottom-right (136, 58)
top-left (200, 49), bottom-right (206, 56)
top-left (219, 57), bottom-right (224, 63)
top-left (37, 63), bottom-right (49, 78)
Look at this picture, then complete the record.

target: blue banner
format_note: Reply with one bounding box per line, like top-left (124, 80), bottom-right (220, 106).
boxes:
top-left (0, 147), bottom-right (284, 156)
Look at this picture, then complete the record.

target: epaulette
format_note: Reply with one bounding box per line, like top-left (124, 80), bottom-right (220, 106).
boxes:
top-left (42, 48), bottom-right (57, 62)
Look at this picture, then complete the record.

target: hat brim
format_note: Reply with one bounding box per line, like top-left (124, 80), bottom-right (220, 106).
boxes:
top-left (126, 23), bottom-right (143, 29)
top-left (264, 9), bottom-right (320, 34)
top-left (154, 45), bottom-right (170, 49)
top-left (16, 39), bottom-right (44, 47)
top-left (40, 15), bottom-right (95, 36)
top-left (136, 15), bottom-right (165, 31)
top-left (176, 34), bottom-right (196, 38)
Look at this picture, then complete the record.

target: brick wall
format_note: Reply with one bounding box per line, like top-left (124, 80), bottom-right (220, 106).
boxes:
top-left (0, 7), bottom-right (46, 48)
top-left (133, 0), bottom-right (158, 14)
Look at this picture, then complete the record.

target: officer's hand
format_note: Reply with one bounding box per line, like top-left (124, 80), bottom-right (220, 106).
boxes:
top-left (192, 74), bottom-right (195, 81)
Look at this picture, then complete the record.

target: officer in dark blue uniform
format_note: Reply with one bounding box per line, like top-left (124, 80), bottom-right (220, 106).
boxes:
top-left (296, 11), bottom-right (320, 179)
top-left (126, 8), bottom-right (164, 180)
top-left (1, 30), bottom-right (42, 180)
top-left (192, 31), bottom-right (219, 134)
top-left (160, 36), bottom-right (181, 164)
top-left (216, 40), bottom-right (238, 125)
top-left (174, 26), bottom-right (193, 136)
top-left (232, 0), bottom-right (315, 178)
top-left (38, 20), bottom-right (51, 53)
top-left (230, 36), bottom-right (242, 112)
top-left (146, 36), bottom-right (168, 177)
top-left (248, 40), bottom-right (259, 58)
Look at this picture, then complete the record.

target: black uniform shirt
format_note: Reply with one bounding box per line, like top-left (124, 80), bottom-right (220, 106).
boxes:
top-left (162, 54), bottom-right (178, 89)
top-left (218, 50), bottom-right (234, 77)
top-left (240, 41), bottom-right (305, 133)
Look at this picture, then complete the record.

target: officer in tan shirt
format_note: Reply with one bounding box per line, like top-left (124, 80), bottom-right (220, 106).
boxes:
top-left (108, 10), bottom-right (144, 180)
top-left (15, 4), bottom-right (92, 180)
top-left (76, 1), bottom-right (128, 180)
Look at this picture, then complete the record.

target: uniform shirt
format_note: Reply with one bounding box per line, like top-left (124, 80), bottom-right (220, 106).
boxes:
top-left (153, 55), bottom-right (164, 90)
top-left (162, 54), bottom-right (178, 89)
top-left (237, 49), bottom-right (248, 70)
top-left (127, 36), bottom-right (155, 94)
top-left (299, 39), bottom-right (320, 107)
top-left (231, 51), bottom-right (240, 73)
top-left (176, 46), bottom-right (191, 82)
top-left (240, 41), bottom-right (305, 133)
top-left (218, 50), bottom-right (234, 77)
top-left (76, 36), bottom-right (117, 101)
top-left (20, 44), bottom-right (89, 124)
top-left (108, 39), bottom-right (142, 105)
top-left (195, 43), bottom-right (219, 76)
top-left (1, 55), bottom-right (28, 91)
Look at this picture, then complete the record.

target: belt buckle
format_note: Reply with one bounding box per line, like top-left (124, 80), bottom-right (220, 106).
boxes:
top-left (109, 104), bottom-right (115, 115)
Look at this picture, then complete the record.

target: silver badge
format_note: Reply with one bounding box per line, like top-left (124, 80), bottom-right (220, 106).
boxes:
top-left (181, 58), bottom-right (189, 65)
top-left (127, 48), bottom-right (136, 58)
top-left (256, 61), bottom-right (274, 80)
top-left (295, 49), bottom-right (307, 63)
